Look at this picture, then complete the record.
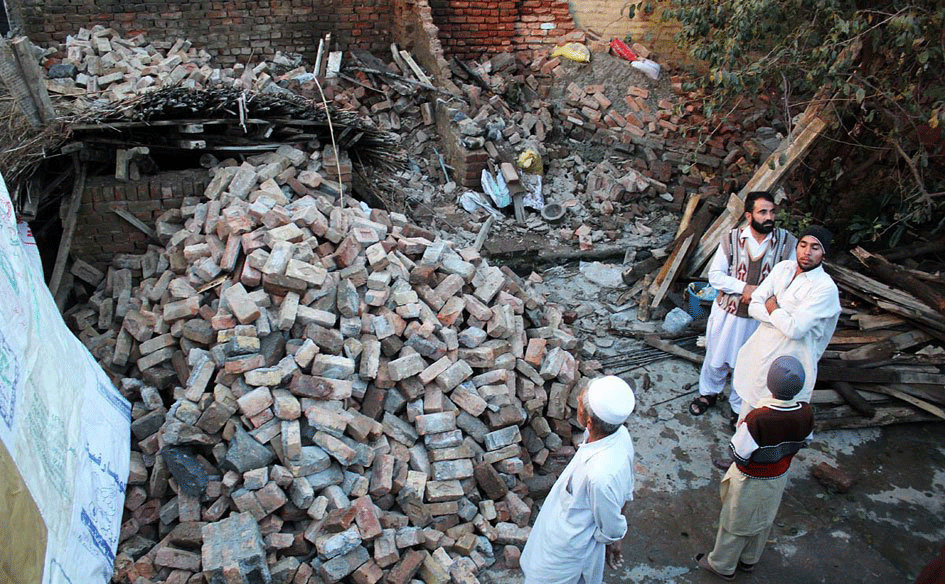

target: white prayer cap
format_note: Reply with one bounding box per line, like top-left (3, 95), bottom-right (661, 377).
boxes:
top-left (586, 375), bottom-right (635, 425)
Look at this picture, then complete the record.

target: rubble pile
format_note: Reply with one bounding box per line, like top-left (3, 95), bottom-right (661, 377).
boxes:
top-left (45, 26), bottom-right (311, 101)
top-left (40, 26), bottom-right (786, 264)
top-left (66, 142), bottom-right (602, 584)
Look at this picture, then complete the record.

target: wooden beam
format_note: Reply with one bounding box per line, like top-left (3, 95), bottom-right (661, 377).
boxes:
top-left (838, 329), bottom-right (933, 362)
top-left (831, 381), bottom-right (877, 417)
top-left (687, 105), bottom-right (831, 275)
top-left (674, 194), bottom-right (701, 240)
top-left (398, 50), bottom-right (433, 86)
top-left (641, 233), bottom-right (694, 320)
top-left (870, 385), bottom-right (945, 422)
top-left (828, 262), bottom-right (945, 333)
top-left (817, 364), bottom-right (945, 386)
top-left (852, 246), bottom-right (945, 314)
top-left (49, 159), bottom-right (86, 303)
top-left (11, 37), bottom-right (57, 125)
top-left (814, 404), bottom-right (935, 430)
top-left (643, 335), bottom-right (703, 365)
top-left (0, 38), bottom-right (42, 126)
top-left (113, 207), bottom-right (159, 243)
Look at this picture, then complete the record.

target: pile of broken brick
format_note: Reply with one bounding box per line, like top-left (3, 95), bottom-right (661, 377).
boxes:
top-left (66, 141), bottom-right (601, 584)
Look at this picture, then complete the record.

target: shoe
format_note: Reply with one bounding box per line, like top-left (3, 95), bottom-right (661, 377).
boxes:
top-left (737, 561), bottom-right (755, 572)
top-left (712, 456), bottom-right (733, 471)
top-left (695, 553), bottom-right (735, 581)
top-left (728, 410), bottom-right (739, 432)
top-left (689, 394), bottom-right (718, 416)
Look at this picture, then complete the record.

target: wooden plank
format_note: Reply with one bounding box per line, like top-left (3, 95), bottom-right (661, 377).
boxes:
top-left (0, 38), bottom-right (41, 126)
top-left (390, 43), bottom-right (408, 75)
top-left (814, 404), bottom-right (936, 430)
top-left (313, 38), bottom-right (325, 78)
top-left (690, 194), bottom-right (743, 277)
top-left (870, 385), bottom-right (945, 421)
top-left (838, 329), bottom-right (933, 362)
top-left (810, 388), bottom-right (889, 406)
top-left (688, 113), bottom-right (830, 275)
top-left (326, 51), bottom-right (343, 78)
top-left (832, 381), bottom-right (876, 417)
top-left (829, 262), bottom-right (945, 332)
top-left (674, 193), bottom-right (701, 240)
top-left (113, 207), bottom-right (158, 242)
top-left (852, 246), bottom-right (945, 313)
top-left (817, 364), bottom-right (945, 386)
top-left (641, 233), bottom-right (694, 320)
top-left (49, 159), bottom-right (85, 301)
top-left (398, 50), bottom-right (433, 86)
top-left (828, 329), bottom-right (897, 346)
top-left (852, 313), bottom-right (907, 330)
top-left (643, 335), bottom-right (703, 365)
top-left (12, 37), bottom-right (57, 124)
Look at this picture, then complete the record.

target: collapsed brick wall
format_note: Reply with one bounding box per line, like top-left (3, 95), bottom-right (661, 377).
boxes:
top-left (429, 0), bottom-right (576, 61)
top-left (72, 170), bottom-right (210, 269)
top-left (9, 0), bottom-right (394, 65)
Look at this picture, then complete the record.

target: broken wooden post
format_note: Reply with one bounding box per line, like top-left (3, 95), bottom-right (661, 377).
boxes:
top-left (49, 158), bottom-right (86, 305)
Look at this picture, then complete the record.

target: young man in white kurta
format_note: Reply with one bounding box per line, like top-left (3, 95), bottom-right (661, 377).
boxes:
top-left (733, 228), bottom-right (841, 415)
top-left (521, 376), bottom-right (636, 584)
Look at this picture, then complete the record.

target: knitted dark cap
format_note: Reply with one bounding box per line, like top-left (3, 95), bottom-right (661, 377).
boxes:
top-left (799, 225), bottom-right (833, 256)
top-left (767, 356), bottom-right (806, 400)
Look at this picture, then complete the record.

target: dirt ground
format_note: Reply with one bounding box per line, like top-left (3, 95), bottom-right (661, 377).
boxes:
top-left (477, 263), bottom-right (945, 584)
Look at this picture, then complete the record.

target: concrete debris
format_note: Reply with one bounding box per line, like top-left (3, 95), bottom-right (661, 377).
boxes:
top-left (68, 143), bottom-right (606, 584)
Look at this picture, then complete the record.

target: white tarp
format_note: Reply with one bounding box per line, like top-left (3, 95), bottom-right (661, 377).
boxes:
top-left (0, 172), bottom-right (130, 583)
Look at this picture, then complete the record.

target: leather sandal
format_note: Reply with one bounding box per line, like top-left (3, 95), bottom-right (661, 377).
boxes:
top-left (695, 553), bottom-right (735, 581)
top-left (737, 560), bottom-right (756, 572)
top-left (689, 394), bottom-right (718, 416)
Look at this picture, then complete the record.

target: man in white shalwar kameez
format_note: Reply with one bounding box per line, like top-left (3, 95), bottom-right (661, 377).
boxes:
top-left (689, 191), bottom-right (796, 426)
top-left (521, 376), bottom-right (636, 584)
top-left (733, 225), bottom-right (841, 419)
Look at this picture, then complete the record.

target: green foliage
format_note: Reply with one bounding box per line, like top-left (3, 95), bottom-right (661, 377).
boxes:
top-left (666, 0), bottom-right (945, 245)
top-left (776, 209), bottom-right (814, 238)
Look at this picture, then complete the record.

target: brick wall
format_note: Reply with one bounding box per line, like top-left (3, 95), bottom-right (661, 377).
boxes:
top-left (72, 169), bottom-right (209, 269)
top-left (568, 0), bottom-right (689, 64)
top-left (10, 0), bottom-right (394, 65)
top-left (429, 0), bottom-right (576, 61)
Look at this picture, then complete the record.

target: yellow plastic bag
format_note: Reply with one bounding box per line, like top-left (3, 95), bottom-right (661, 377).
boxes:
top-left (517, 148), bottom-right (543, 175)
top-left (551, 42), bottom-right (591, 63)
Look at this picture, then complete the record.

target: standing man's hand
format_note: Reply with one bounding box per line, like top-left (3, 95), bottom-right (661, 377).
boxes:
top-left (606, 541), bottom-right (623, 569)
top-left (764, 295), bottom-right (779, 314)
top-left (740, 284), bottom-right (757, 304)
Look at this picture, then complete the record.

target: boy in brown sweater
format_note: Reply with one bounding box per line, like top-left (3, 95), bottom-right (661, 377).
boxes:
top-left (697, 355), bottom-right (814, 580)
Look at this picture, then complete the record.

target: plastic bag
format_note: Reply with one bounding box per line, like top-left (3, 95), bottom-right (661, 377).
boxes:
top-left (517, 148), bottom-right (543, 175)
top-left (481, 168), bottom-right (511, 208)
top-left (631, 58), bottom-right (661, 80)
top-left (551, 42), bottom-right (591, 63)
top-left (609, 38), bottom-right (637, 61)
top-left (662, 307), bottom-right (694, 334)
top-left (459, 191), bottom-right (503, 218)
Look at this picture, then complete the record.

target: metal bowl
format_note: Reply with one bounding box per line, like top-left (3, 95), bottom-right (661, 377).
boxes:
top-left (541, 203), bottom-right (565, 222)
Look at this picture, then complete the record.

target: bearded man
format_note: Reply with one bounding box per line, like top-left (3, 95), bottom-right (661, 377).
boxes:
top-left (689, 191), bottom-right (796, 429)
top-left (732, 225), bottom-right (841, 419)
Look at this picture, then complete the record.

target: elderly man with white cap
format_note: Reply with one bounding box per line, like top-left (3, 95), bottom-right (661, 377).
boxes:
top-left (520, 375), bottom-right (636, 584)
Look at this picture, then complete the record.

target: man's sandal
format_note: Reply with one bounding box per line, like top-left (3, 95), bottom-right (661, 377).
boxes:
top-left (737, 561), bottom-right (756, 572)
top-left (728, 410), bottom-right (739, 432)
top-left (695, 553), bottom-right (735, 581)
top-left (689, 394), bottom-right (718, 416)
